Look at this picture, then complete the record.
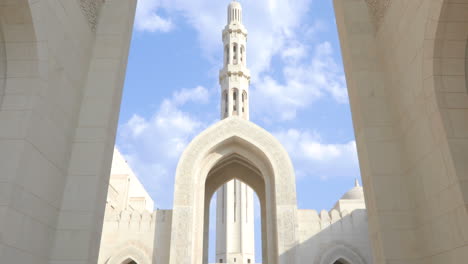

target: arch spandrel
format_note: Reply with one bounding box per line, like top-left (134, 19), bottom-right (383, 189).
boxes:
top-left (170, 116), bottom-right (299, 264)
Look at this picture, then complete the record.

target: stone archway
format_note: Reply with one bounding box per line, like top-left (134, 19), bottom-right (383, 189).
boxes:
top-left (169, 117), bottom-right (299, 264)
top-left (203, 153), bottom-right (267, 264)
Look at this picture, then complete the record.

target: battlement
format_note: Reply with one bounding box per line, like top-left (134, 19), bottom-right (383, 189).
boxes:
top-left (103, 209), bottom-right (173, 232)
top-left (298, 208), bottom-right (367, 237)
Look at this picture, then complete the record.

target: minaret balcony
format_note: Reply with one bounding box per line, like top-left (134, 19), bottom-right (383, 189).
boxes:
top-left (222, 26), bottom-right (248, 38)
top-left (219, 65), bottom-right (251, 80)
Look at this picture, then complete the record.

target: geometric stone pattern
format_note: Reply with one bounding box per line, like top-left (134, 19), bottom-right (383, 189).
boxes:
top-left (79, 0), bottom-right (104, 30)
top-left (364, 0), bottom-right (392, 28)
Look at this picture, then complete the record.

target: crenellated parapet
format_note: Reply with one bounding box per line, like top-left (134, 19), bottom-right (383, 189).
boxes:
top-left (296, 208), bottom-right (371, 264)
top-left (298, 209), bottom-right (368, 240)
top-left (103, 209), bottom-right (173, 232)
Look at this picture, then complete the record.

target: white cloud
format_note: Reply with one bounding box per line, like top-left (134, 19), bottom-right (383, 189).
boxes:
top-left (133, 0), bottom-right (347, 120)
top-left (135, 0), bottom-right (174, 32)
top-left (251, 41), bottom-right (348, 121)
top-left (281, 42), bottom-right (308, 63)
top-left (173, 85), bottom-right (210, 105)
top-left (273, 129), bottom-right (359, 180)
top-left (133, 0), bottom-right (313, 73)
top-left (117, 86), bottom-right (210, 208)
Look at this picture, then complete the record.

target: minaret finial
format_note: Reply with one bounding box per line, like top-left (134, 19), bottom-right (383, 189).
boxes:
top-left (355, 178), bottom-right (360, 187)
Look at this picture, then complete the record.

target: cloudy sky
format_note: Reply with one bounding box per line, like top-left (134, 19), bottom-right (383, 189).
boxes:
top-left (115, 0), bottom-right (361, 261)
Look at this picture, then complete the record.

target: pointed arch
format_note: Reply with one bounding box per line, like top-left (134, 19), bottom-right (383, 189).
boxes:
top-left (105, 244), bottom-right (151, 264)
top-left (121, 258), bottom-right (138, 264)
top-left (169, 117), bottom-right (298, 264)
top-left (316, 243), bottom-right (367, 264)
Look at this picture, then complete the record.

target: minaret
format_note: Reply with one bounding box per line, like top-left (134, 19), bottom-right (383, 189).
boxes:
top-left (216, 1), bottom-right (255, 264)
top-left (219, 0), bottom-right (250, 120)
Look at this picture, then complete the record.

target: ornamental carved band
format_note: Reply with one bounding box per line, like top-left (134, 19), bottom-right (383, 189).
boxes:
top-left (365, 0), bottom-right (392, 29)
top-left (79, 0), bottom-right (104, 31)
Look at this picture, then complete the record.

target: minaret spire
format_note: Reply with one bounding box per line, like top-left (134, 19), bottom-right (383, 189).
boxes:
top-left (219, 0), bottom-right (250, 120)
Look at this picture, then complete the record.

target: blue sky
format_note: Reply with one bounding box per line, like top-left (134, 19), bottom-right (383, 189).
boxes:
top-left (115, 0), bottom-right (361, 261)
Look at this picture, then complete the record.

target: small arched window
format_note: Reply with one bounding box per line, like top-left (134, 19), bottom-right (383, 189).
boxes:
top-left (233, 89), bottom-right (238, 112)
top-left (225, 45), bottom-right (230, 65)
top-left (122, 259), bottom-right (138, 264)
top-left (242, 91), bottom-right (247, 112)
top-left (224, 91), bottom-right (228, 113)
top-left (240, 46), bottom-right (244, 64)
top-left (233, 43), bottom-right (238, 65)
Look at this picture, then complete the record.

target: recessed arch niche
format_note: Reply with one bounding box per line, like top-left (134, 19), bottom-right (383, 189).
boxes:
top-left (316, 243), bottom-right (367, 264)
top-left (122, 259), bottom-right (138, 264)
top-left (105, 244), bottom-right (151, 264)
top-left (169, 117), bottom-right (299, 264)
top-left (203, 153), bottom-right (266, 264)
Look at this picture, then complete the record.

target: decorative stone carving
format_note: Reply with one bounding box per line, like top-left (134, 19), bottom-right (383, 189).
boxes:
top-left (365, 0), bottom-right (392, 28)
top-left (79, 0), bottom-right (104, 31)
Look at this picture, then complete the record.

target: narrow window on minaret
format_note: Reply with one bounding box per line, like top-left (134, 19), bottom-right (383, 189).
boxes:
top-left (242, 92), bottom-right (245, 113)
top-left (225, 45), bottom-right (229, 66)
top-left (233, 43), bottom-right (238, 65)
top-left (242, 91), bottom-right (247, 114)
top-left (240, 46), bottom-right (244, 64)
top-left (245, 183), bottom-right (248, 223)
top-left (224, 91), bottom-right (228, 114)
top-left (233, 90), bottom-right (237, 112)
top-left (234, 180), bottom-right (236, 222)
top-left (222, 185), bottom-right (225, 223)
top-left (225, 45), bottom-right (230, 66)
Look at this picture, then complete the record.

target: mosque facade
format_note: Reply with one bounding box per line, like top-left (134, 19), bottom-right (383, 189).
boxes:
top-left (98, 148), bottom-right (372, 264)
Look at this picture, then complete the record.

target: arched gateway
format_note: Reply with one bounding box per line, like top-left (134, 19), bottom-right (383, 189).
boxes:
top-left (169, 117), bottom-right (299, 264)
